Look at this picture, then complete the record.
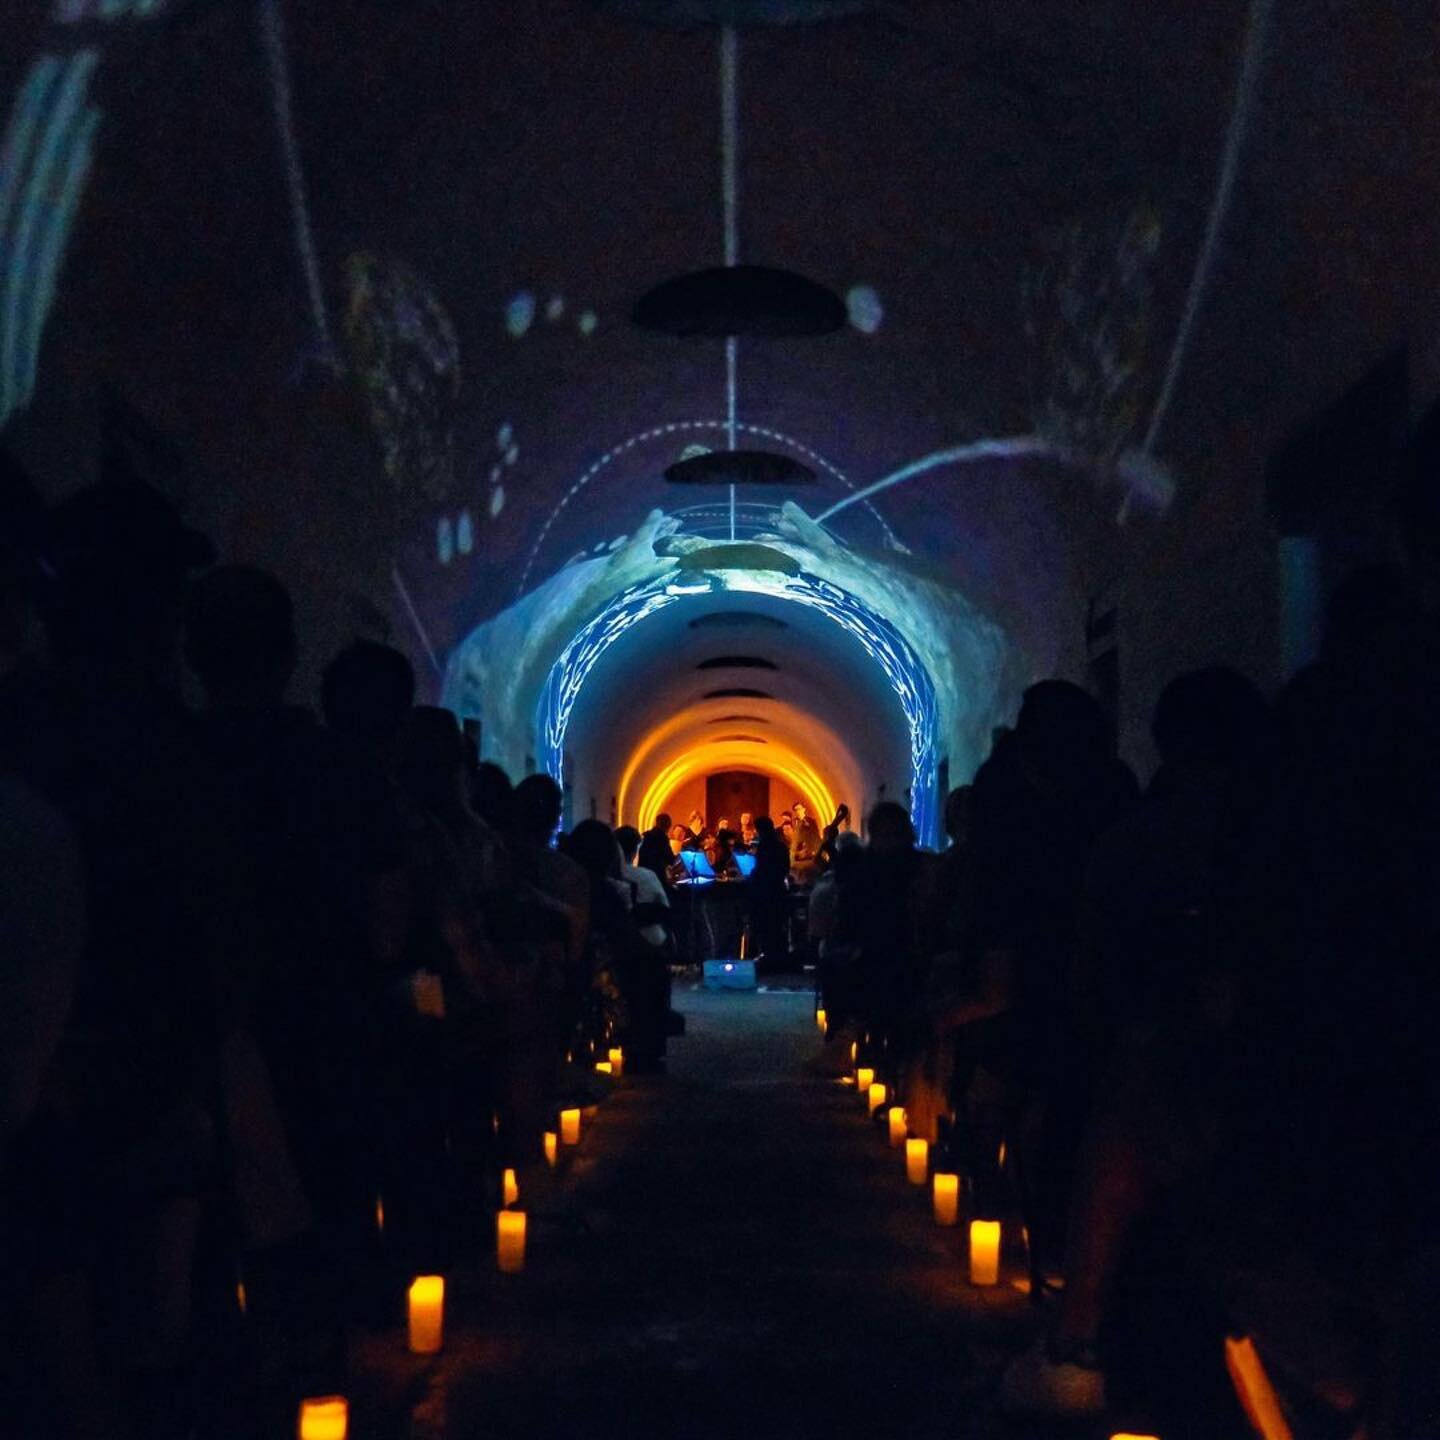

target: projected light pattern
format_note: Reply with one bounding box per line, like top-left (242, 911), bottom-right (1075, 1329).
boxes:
top-left (516, 418), bottom-right (899, 597)
top-left (536, 566), bottom-right (938, 843)
top-left (0, 50), bottom-right (101, 428)
top-left (56, 0), bottom-right (169, 19)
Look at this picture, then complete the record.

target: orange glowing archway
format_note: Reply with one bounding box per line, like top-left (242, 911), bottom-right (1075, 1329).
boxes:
top-left (618, 699), bottom-right (860, 833)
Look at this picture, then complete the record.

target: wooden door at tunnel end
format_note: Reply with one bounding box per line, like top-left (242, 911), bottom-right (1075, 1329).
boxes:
top-left (706, 771), bottom-right (770, 829)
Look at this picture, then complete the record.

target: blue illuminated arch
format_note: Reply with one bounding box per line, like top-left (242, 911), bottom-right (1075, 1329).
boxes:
top-left (536, 565), bottom-right (939, 844)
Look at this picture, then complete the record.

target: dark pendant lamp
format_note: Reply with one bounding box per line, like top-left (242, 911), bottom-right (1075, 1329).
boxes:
top-left (664, 448), bottom-right (817, 485)
top-left (633, 264), bottom-right (846, 338)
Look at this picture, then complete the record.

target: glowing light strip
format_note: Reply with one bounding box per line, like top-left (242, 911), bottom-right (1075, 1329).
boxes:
top-left (515, 419), bottom-right (898, 598)
top-left (814, 435), bottom-right (1061, 523)
top-left (1, 52), bottom-right (96, 424)
top-left (258, 0), bottom-right (333, 359)
top-left (720, 26), bottom-right (741, 537)
top-left (536, 565), bottom-right (939, 844)
top-left (636, 745), bottom-right (836, 835)
top-left (392, 563), bottom-right (444, 679)
top-left (1141, 0), bottom-right (1274, 459)
top-left (16, 103), bottom-right (98, 410)
top-left (0, 59), bottom-right (64, 409)
top-left (720, 25), bottom-right (740, 269)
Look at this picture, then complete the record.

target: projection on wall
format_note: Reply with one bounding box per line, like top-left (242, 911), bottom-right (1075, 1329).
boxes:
top-left (343, 251), bottom-right (461, 512)
top-left (0, 51), bottom-right (101, 429)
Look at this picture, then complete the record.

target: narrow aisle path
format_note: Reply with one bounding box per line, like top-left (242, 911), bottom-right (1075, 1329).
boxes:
top-left (407, 985), bottom-right (1036, 1439)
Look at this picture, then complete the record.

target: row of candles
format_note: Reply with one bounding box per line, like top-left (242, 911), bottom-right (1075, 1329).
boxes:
top-left (828, 1012), bottom-right (1165, 1440)
top-left (298, 1046), bottom-right (625, 1438)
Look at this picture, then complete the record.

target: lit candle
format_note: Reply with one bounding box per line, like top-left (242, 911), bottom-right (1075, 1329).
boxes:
top-left (594, 1060), bottom-right (613, 1075)
top-left (374, 1194), bottom-right (385, 1234)
top-left (298, 1396), bottom-right (348, 1440)
top-left (502, 1167), bottom-right (519, 1207)
top-left (1225, 1335), bottom-right (1295, 1440)
top-left (888, 1106), bottom-right (907, 1147)
top-left (407, 1275), bottom-right (444, 1353)
top-left (850, 1040), bottom-right (858, 1063)
top-left (905, 1136), bottom-right (928, 1184)
top-left (496, 1209), bottom-right (527, 1273)
top-left (867, 1081), bottom-right (887, 1114)
top-left (816, 1007), bottom-right (827, 1033)
top-left (543, 1131), bottom-right (558, 1167)
top-left (932, 1173), bottom-right (959, 1226)
top-left (1109, 1434), bottom-right (1162, 1440)
top-left (856, 1065), bottom-right (874, 1093)
top-left (560, 1108), bottom-right (581, 1145)
top-left (608, 1046), bottom-right (624, 1076)
top-left (969, 1220), bottom-right (1001, 1286)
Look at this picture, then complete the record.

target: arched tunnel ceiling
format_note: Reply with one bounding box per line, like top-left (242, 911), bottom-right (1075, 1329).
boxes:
top-left (565, 588), bottom-right (910, 826)
top-left (5, 0), bottom-right (1439, 769)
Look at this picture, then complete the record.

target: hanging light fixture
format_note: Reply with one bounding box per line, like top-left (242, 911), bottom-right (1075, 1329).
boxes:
top-left (633, 264), bottom-right (846, 338)
top-left (664, 448), bottom-right (818, 485)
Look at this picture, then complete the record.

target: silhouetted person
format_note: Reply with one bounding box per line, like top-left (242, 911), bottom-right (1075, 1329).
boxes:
top-left (13, 477), bottom-right (218, 1438)
top-left (747, 816), bottom-right (790, 966)
top-left (187, 567), bottom-right (408, 1315)
top-left (615, 824), bottom-right (671, 947)
top-left (561, 820), bottom-right (670, 1069)
top-left (790, 801), bottom-right (822, 875)
top-left (1002, 667), bottom-right (1272, 1417)
top-left (510, 774), bottom-right (590, 1030)
top-left (471, 760), bottom-right (515, 832)
top-left (637, 810), bottom-right (674, 888)
top-left (961, 681), bottom-right (1138, 1281)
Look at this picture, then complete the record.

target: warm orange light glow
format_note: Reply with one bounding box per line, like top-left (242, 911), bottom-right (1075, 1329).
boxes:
top-left (496, 1210), bottom-right (527, 1273)
top-left (544, 1131), bottom-right (558, 1167)
top-left (905, 1137), bottom-right (928, 1183)
top-left (595, 1060), bottom-right (613, 1074)
top-left (888, 1106), bottom-right (907, 1147)
top-left (932, 1173), bottom-right (959, 1225)
top-left (1225, 1335), bottom-right (1295, 1440)
top-left (608, 1046), bottom-right (624, 1075)
top-left (615, 699), bottom-right (862, 833)
top-left (560, 1108), bottom-right (581, 1145)
top-left (502, 1167), bottom-right (519, 1207)
top-left (856, 1065), bottom-right (874, 1093)
top-left (407, 1275), bottom-right (444, 1353)
top-left (969, 1220), bottom-right (1001, 1286)
top-left (298, 1396), bottom-right (348, 1440)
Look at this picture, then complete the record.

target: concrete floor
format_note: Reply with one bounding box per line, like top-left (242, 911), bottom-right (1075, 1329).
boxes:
top-left (349, 983), bottom-right (1127, 1440)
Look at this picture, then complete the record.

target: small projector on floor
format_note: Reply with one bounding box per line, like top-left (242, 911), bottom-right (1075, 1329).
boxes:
top-left (702, 958), bottom-right (757, 990)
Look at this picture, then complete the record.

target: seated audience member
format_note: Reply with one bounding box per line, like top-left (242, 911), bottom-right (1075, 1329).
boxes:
top-left (561, 821), bottom-right (671, 1069)
top-left (615, 824), bottom-right (672, 948)
top-left (187, 567), bottom-right (409, 1343)
top-left (943, 682), bottom-right (1138, 1282)
top-left (1001, 667), bottom-right (1270, 1417)
top-left (471, 759), bottom-right (515, 833)
top-left (739, 811), bottom-right (757, 846)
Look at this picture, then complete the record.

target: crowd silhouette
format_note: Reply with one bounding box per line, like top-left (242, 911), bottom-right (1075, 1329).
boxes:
top-left (2, 440), bottom-right (1438, 1438)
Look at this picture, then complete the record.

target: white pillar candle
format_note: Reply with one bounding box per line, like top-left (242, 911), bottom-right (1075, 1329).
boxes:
top-left (298, 1396), bottom-right (348, 1440)
top-left (856, 1065), bottom-right (874, 1094)
top-left (887, 1106), bottom-right (907, 1147)
top-left (543, 1131), bottom-right (558, 1167)
top-left (932, 1173), bottom-right (959, 1226)
top-left (496, 1209), bottom-right (527, 1273)
top-left (502, 1167), bottom-right (519, 1207)
top-left (594, 1060), bottom-right (613, 1075)
top-left (407, 1275), bottom-right (444, 1353)
top-left (608, 1046), bottom-right (624, 1076)
top-left (867, 1081), bottom-right (887, 1114)
top-left (969, 1220), bottom-right (1001, 1286)
top-left (816, 1007), bottom-right (827, 1033)
top-left (905, 1136), bottom-right (929, 1184)
top-left (560, 1108), bottom-right (581, 1145)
